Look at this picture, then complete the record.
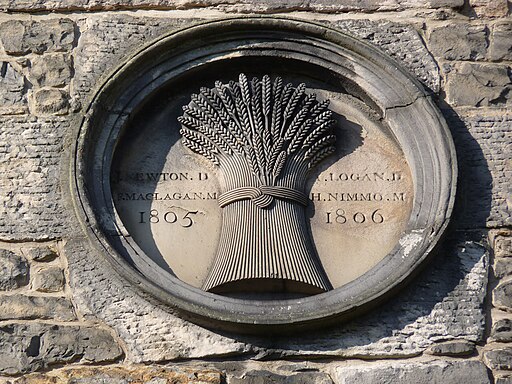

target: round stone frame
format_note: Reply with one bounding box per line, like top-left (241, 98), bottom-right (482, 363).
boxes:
top-left (73, 17), bottom-right (457, 333)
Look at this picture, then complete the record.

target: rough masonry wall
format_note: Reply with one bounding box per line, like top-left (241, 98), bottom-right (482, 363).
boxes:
top-left (0, 0), bottom-right (510, 383)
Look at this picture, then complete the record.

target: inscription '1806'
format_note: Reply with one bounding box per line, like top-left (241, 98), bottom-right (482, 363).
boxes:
top-left (326, 208), bottom-right (384, 224)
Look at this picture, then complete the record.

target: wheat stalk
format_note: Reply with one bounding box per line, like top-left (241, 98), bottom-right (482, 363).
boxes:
top-left (178, 74), bottom-right (336, 177)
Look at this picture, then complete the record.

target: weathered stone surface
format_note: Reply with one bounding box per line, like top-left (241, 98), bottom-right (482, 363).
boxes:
top-left (425, 339), bottom-right (475, 356)
top-left (33, 88), bottom-right (70, 115)
top-left (0, 294), bottom-right (76, 321)
top-left (484, 347), bottom-right (512, 370)
top-left (28, 54), bottom-right (73, 88)
top-left (490, 22), bottom-right (512, 62)
top-left (446, 110), bottom-right (512, 229)
top-left (496, 375), bottom-right (512, 384)
top-left (229, 370), bottom-right (333, 384)
top-left (491, 319), bottom-right (512, 342)
top-left (495, 233), bottom-right (512, 257)
top-left (335, 360), bottom-right (490, 383)
top-left (494, 279), bottom-right (512, 310)
top-left (495, 258), bottom-right (512, 279)
top-left (24, 246), bottom-right (58, 262)
top-left (329, 19), bottom-right (440, 92)
top-left (9, 365), bottom-right (223, 383)
top-left (0, 61), bottom-right (27, 115)
top-left (445, 62), bottom-right (511, 107)
top-left (66, 232), bottom-right (488, 361)
top-left (73, 16), bottom-right (440, 107)
top-left (65, 239), bottom-right (251, 363)
top-left (0, 0), bottom-right (465, 13)
top-left (32, 266), bottom-right (65, 293)
top-left (428, 23), bottom-right (488, 61)
top-left (0, 118), bottom-right (69, 241)
top-left (0, 19), bottom-right (75, 55)
top-left (0, 323), bottom-right (123, 375)
top-left (0, 249), bottom-right (28, 291)
top-left (470, 0), bottom-right (509, 18)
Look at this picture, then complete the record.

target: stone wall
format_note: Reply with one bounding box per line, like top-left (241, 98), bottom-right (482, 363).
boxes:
top-left (0, 0), bottom-right (510, 383)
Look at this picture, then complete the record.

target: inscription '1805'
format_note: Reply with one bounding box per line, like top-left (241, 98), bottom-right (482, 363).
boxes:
top-left (139, 209), bottom-right (198, 227)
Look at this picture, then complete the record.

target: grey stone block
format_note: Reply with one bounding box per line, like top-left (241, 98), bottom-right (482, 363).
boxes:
top-left (0, 118), bottom-right (69, 241)
top-left (0, 0), bottom-right (465, 13)
top-left (446, 110), bottom-right (511, 229)
top-left (24, 246), bottom-right (58, 262)
top-left (0, 19), bottom-right (75, 55)
top-left (0, 294), bottom-right (76, 321)
top-left (425, 339), bottom-right (475, 356)
top-left (229, 370), bottom-right (333, 384)
top-left (494, 258), bottom-right (512, 279)
top-left (491, 319), bottom-right (512, 342)
top-left (490, 22), bottom-right (512, 62)
top-left (0, 249), bottom-right (28, 291)
top-left (484, 347), bottom-right (512, 370)
top-left (470, 0), bottom-right (509, 18)
top-left (445, 62), bottom-right (511, 107)
top-left (8, 365), bottom-right (223, 383)
top-left (0, 323), bottom-right (123, 375)
top-left (495, 234), bottom-right (512, 257)
top-left (496, 375), bottom-right (512, 384)
top-left (32, 266), bottom-right (65, 293)
top-left (428, 23), bottom-right (488, 61)
top-left (494, 279), bottom-right (512, 310)
top-left (28, 53), bottom-right (73, 88)
top-left (33, 88), bottom-right (70, 115)
top-left (0, 61), bottom-right (27, 115)
top-left (336, 360), bottom-right (491, 384)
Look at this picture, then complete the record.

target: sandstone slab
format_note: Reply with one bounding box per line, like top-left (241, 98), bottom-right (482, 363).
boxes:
top-left (33, 88), bottom-right (70, 115)
top-left (31, 266), bottom-right (65, 293)
top-left (445, 110), bottom-right (512, 229)
top-left (490, 22), bottom-right (512, 62)
top-left (496, 375), bottom-right (512, 384)
top-left (470, 0), bottom-right (509, 18)
top-left (0, 0), bottom-right (465, 13)
top-left (0, 323), bottom-right (123, 375)
top-left (0, 294), bottom-right (76, 321)
top-left (484, 347), bottom-right (512, 370)
top-left (495, 258), bottom-right (512, 279)
top-left (494, 279), bottom-right (512, 310)
top-left (335, 360), bottom-right (490, 384)
top-left (23, 246), bottom-right (59, 262)
top-left (445, 62), bottom-right (511, 107)
top-left (0, 249), bottom-right (28, 291)
top-left (28, 54), bottom-right (73, 88)
top-left (0, 118), bottom-right (70, 241)
top-left (491, 319), bottom-right (512, 342)
top-left (425, 339), bottom-right (476, 356)
top-left (495, 233), bottom-right (512, 257)
top-left (229, 370), bottom-right (333, 384)
top-left (0, 61), bottom-right (27, 115)
top-left (9, 365), bottom-right (223, 383)
top-left (428, 23), bottom-right (488, 61)
top-left (0, 19), bottom-right (75, 55)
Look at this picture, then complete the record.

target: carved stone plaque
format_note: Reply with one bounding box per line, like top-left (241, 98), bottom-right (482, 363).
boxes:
top-left (74, 18), bottom-right (456, 331)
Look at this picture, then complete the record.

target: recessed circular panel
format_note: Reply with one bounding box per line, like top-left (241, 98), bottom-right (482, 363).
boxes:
top-left (74, 17), bottom-right (456, 332)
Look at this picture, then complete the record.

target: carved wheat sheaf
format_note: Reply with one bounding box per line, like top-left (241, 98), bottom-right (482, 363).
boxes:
top-left (179, 74), bottom-right (336, 294)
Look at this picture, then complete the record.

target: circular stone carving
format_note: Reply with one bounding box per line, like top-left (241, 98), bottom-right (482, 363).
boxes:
top-left (73, 17), bottom-right (457, 333)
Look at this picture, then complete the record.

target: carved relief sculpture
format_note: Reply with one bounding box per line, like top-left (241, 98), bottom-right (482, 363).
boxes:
top-left (178, 74), bottom-right (336, 294)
